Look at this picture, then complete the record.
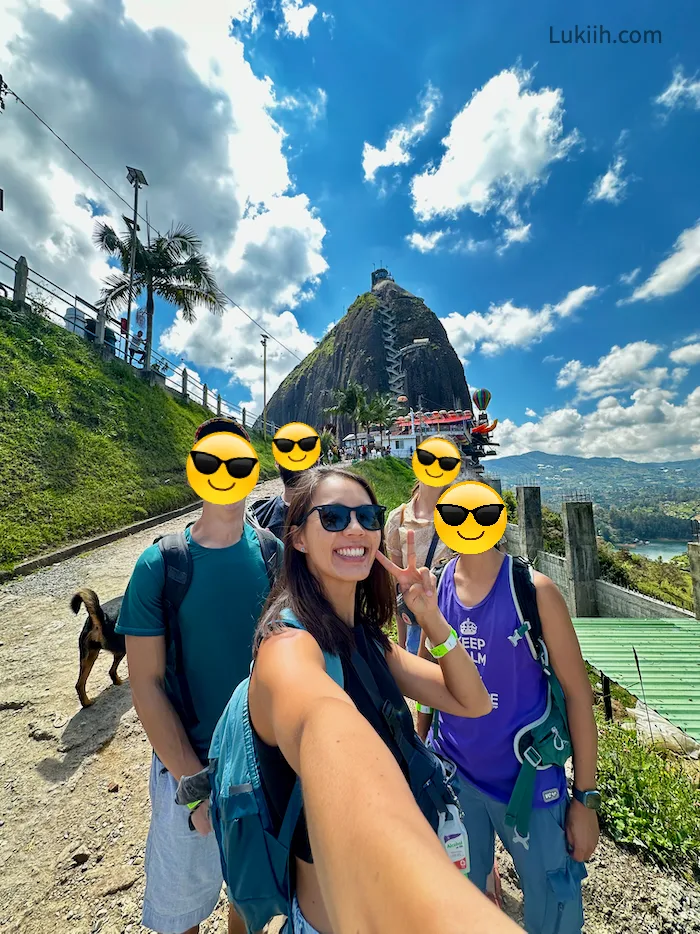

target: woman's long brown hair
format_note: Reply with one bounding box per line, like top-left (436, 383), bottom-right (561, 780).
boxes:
top-left (253, 467), bottom-right (394, 660)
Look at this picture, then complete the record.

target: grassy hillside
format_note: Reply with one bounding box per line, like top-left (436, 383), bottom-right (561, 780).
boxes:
top-left (349, 457), bottom-right (415, 513)
top-left (0, 302), bottom-right (276, 571)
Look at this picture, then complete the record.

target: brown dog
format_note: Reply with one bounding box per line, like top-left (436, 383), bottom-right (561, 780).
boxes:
top-left (71, 589), bottom-right (126, 707)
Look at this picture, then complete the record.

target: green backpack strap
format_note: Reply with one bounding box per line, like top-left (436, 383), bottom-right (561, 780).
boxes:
top-left (505, 555), bottom-right (572, 846)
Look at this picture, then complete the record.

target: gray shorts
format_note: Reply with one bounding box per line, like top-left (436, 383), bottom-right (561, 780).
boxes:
top-left (143, 753), bottom-right (223, 933)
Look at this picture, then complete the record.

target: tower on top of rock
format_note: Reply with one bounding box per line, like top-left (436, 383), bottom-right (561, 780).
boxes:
top-left (371, 267), bottom-right (393, 289)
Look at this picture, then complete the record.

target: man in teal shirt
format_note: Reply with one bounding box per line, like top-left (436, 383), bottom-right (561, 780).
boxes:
top-left (116, 417), bottom-right (277, 934)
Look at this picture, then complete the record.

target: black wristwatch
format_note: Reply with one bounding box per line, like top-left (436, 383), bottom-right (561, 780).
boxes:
top-left (572, 787), bottom-right (601, 811)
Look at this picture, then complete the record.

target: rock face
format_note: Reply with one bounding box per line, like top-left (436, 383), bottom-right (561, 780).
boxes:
top-left (264, 271), bottom-right (472, 430)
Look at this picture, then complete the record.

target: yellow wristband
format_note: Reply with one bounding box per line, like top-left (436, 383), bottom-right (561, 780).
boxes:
top-left (416, 703), bottom-right (434, 714)
top-left (187, 799), bottom-right (205, 811)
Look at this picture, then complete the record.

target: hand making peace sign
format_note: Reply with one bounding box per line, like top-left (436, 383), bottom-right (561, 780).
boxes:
top-left (375, 529), bottom-right (439, 623)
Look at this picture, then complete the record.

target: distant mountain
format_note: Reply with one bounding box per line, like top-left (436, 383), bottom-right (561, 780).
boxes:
top-left (493, 451), bottom-right (700, 506)
top-left (262, 269), bottom-right (472, 431)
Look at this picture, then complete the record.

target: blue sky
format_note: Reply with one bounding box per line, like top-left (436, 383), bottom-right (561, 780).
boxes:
top-left (2, 0), bottom-right (699, 460)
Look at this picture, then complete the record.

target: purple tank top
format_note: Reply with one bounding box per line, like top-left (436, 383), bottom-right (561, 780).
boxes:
top-left (431, 555), bottom-right (567, 808)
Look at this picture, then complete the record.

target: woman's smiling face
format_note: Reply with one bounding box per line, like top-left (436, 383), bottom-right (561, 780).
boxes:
top-left (293, 475), bottom-right (383, 585)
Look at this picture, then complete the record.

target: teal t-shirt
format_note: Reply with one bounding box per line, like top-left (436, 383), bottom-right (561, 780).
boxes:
top-left (116, 524), bottom-right (273, 760)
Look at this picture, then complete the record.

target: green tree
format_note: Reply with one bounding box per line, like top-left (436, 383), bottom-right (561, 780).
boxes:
top-left (93, 221), bottom-right (226, 372)
top-left (371, 392), bottom-right (400, 450)
top-left (324, 380), bottom-right (366, 457)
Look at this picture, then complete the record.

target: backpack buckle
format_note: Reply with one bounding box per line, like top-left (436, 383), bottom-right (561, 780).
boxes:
top-left (523, 746), bottom-right (542, 769)
top-left (507, 622), bottom-right (530, 647)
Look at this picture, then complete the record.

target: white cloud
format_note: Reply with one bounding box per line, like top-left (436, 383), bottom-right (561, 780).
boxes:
top-left (161, 307), bottom-right (317, 421)
top-left (410, 67), bottom-right (581, 232)
top-left (497, 386), bottom-right (700, 462)
top-left (655, 66), bottom-right (700, 111)
top-left (556, 341), bottom-right (665, 399)
top-left (500, 223), bottom-right (531, 249)
top-left (619, 219), bottom-right (700, 304)
top-left (670, 342), bottom-right (700, 366)
top-left (277, 0), bottom-right (318, 38)
top-left (525, 408), bottom-right (537, 417)
top-left (273, 87), bottom-right (327, 125)
top-left (618, 267), bottom-right (641, 286)
top-left (587, 155), bottom-right (629, 205)
top-left (406, 230), bottom-right (447, 253)
top-left (543, 355), bottom-right (563, 364)
top-left (0, 0), bottom-right (328, 410)
top-left (441, 285), bottom-right (598, 360)
top-left (362, 83), bottom-right (441, 183)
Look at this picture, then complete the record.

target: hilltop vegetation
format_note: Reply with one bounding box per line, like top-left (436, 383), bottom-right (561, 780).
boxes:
top-left (0, 301), bottom-right (276, 570)
top-left (496, 450), bottom-right (700, 508)
top-left (505, 489), bottom-right (694, 611)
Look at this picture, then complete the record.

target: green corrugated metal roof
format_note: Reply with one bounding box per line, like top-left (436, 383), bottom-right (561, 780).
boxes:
top-left (572, 618), bottom-right (700, 742)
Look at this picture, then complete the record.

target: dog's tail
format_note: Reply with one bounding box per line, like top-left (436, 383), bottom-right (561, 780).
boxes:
top-left (71, 589), bottom-right (105, 637)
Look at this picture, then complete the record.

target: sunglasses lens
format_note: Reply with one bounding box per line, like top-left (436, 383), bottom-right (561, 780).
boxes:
top-left (416, 448), bottom-right (436, 466)
top-left (437, 504), bottom-right (468, 527)
top-left (225, 458), bottom-right (258, 479)
top-left (273, 438), bottom-right (295, 453)
top-left (191, 451), bottom-right (220, 475)
top-left (472, 504), bottom-right (505, 527)
top-left (356, 505), bottom-right (385, 531)
top-left (298, 436), bottom-right (319, 452)
top-left (439, 457), bottom-right (460, 471)
top-left (318, 506), bottom-right (350, 531)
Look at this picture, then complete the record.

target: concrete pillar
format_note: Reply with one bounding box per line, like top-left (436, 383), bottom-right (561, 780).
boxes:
top-left (482, 476), bottom-right (502, 495)
top-left (202, 384), bottom-right (208, 410)
top-left (562, 501), bottom-right (600, 618)
top-left (217, 394), bottom-right (222, 416)
top-left (95, 306), bottom-right (106, 347)
top-left (181, 367), bottom-right (188, 399)
top-left (688, 542), bottom-right (700, 620)
top-left (516, 486), bottom-right (543, 562)
top-left (13, 256), bottom-right (28, 306)
top-left (242, 408), bottom-right (247, 430)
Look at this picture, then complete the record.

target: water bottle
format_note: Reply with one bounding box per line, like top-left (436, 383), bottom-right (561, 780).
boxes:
top-left (438, 804), bottom-right (470, 877)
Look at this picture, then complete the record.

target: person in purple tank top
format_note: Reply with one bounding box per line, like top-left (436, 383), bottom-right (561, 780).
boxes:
top-left (419, 541), bottom-right (600, 934)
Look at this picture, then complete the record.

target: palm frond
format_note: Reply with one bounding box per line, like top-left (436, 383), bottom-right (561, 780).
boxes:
top-left (97, 271), bottom-right (145, 313)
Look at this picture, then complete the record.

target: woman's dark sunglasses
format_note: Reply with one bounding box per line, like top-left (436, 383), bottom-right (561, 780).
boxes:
top-left (299, 503), bottom-right (386, 532)
top-left (416, 449), bottom-right (461, 471)
top-left (190, 451), bottom-right (258, 479)
top-left (272, 436), bottom-right (319, 454)
top-left (436, 503), bottom-right (505, 527)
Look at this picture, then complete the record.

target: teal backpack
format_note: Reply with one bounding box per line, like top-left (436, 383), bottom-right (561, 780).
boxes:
top-left (176, 610), bottom-right (463, 933)
top-left (430, 554), bottom-right (572, 849)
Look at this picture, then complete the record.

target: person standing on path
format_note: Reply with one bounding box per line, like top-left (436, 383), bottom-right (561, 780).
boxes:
top-left (116, 416), bottom-right (281, 934)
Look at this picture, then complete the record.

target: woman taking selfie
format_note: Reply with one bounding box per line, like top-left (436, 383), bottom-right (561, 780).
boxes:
top-left (247, 466), bottom-right (493, 934)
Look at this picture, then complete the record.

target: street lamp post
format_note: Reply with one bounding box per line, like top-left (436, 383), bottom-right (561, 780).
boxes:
top-left (124, 166), bottom-right (148, 363)
top-left (261, 335), bottom-right (269, 439)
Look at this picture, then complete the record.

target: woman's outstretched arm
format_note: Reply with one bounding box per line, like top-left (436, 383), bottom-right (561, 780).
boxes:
top-left (301, 696), bottom-right (519, 934)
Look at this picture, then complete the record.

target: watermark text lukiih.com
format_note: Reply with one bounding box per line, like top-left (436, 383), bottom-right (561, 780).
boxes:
top-left (550, 25), bottom-right (662, 45)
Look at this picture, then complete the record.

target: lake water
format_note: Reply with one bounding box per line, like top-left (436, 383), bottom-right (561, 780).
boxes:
top-left (615, 540), bottom-right (687, 561)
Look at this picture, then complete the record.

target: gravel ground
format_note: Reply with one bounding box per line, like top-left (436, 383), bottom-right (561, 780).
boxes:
top-left (0, 475), bottom-right (699, 933)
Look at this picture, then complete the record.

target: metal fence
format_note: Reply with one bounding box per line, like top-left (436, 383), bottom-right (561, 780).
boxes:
top-left (0, 248), bottom-right (277, 434)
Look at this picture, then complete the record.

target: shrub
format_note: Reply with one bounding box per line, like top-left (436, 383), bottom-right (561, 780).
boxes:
top-left (597, 719), bottom-right (700, 879)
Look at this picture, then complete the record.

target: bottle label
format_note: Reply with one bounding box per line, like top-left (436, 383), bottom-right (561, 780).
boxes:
top-left (438, 805), bottom-right (470, 876)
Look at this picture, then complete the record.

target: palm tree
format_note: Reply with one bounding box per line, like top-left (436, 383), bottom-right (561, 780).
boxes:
top-left (93, 221), bottom-right (227, 371)
top-left (372, 392), bottom-right (401, 451)
top-left (324, 380), bottom-right (366, 457)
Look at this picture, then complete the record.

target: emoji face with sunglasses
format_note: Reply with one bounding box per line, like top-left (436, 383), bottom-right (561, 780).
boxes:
top-left (412, 436), bottom-right (462, 487)
top-left (272, 422), bottom-right (321, 471)
top-left (186, 431), bottom-right (260, 504)
top-left (434, 481), bottom-right (508, 554)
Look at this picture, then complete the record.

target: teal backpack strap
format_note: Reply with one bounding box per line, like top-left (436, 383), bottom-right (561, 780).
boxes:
top-left (278, 609), bottom-right (344, 688)
top-left (504, 746), bottom-right (542, 845)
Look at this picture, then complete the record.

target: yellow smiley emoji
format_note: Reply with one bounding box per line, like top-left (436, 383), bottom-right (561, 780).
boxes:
top-left (434, 481), bottom-right (508, 555)
top-left (186, 432), bottom-right (260, 505)
top-left (412, 436), bottom-right (462, 487)
top-left (272, 422), bottom-right (321, 471)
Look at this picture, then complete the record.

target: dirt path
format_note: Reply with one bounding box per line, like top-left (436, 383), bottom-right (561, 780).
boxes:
top-left (0, 477), bottom-right (699, 933)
